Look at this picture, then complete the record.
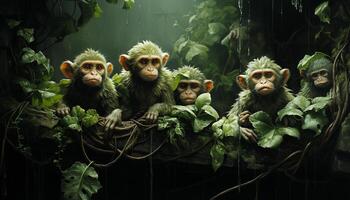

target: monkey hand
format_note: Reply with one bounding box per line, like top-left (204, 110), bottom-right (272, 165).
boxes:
top-left (144, 111), bottom-right (159, 123)
top-left (240, 127), bottom-right (258, 144)
top-left (56, 105), bottom-right (70, 116)
top-left (239, 111), bottom-right (251, 127)
top-left (104, 109), bottom-right (122, 131)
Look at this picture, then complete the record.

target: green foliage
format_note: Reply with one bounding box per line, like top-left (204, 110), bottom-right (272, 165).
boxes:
top-left (17, 28), bottom-right (34, 43)
top-left (62, 162), bottom-right (102, 200)
top-left (158, 93), bottom-right (219, 145)
top-left (62, 106), bottom-right (100, 132)
top-left (210, 141), bottom-right (225, 171)
top-left (249, 111), bottom-right (300, 149)
top-left (278, 96), bottom-right (331, 136)
top-left (173, 0), bottom-right (240, 93)
top-left (315, 1), bottom-right (330, 24)
top-left (297, 52), bottom-right (329, 72)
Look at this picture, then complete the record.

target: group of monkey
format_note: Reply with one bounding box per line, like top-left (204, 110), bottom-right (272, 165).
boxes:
top-left (56, 41), bottom-right (333, 143)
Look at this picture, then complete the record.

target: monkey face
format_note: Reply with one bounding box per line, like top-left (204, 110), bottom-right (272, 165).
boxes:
top-left (310, 69), bottom-right (330, 88)
top-left (136, 55), bottom-right (161, 81)
top-left (177, 80), bottom-right (201, 105)
top-left (80, 60), bottom-right (105, 87)
top-left (249, 69), bottom-right (276, 95)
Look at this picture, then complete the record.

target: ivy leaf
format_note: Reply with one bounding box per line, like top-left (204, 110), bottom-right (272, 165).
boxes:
top-left (193, 114), bottom-right (214, 133)
top-left (71, 106), bottom-right (86, 120)
top-left (258, 131), bottom-right (283, 149)
top-left (302, 111), bottom-right (329, 136)
top-left (172, 105), bottom-right (197, 120)
top-left (276, 127), bottom-right (300, 139)
top-left (62, 162), bottom-right (102, 200)
top-left (297, 52), bottom-right (329, 72)
top-left (210, 142), bottom-right (225, 171)
top-left (315, 1), bottom-right (330, 24)
top-left (195, 93), bottom-right (211, 109)
top-left (93, 2), bottom-right (103, 18)
top-left (185, 42), bottom-right (209, 62)
top-left (201, 105), bottom-right (219, 120)
top-left (249, 111), bottom-right (274, 133)
top-left (82, 109), bottom-right (99, 127)
top-left (17, 28), bottom-right (34, 43)
top-left (304, 96), bottom-right (331, 112)
top-left (291, 96), bottom-right (311, 110)
top-left (123, 0), bottom-right (135, 9)
top-left (277, 107), bottom-right (303, 122)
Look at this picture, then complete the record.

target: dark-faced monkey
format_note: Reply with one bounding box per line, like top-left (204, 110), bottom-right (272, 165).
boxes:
top-left (118, 41), bottom-right (175, 122)
top-left (227, 56), bottom-right (294, 143)
top-left (173, 66), bottom-right (214, 105)
top-left (298, 56), bottom-right (333, 98)
top-left (57, 49), bottom-right (122, 130)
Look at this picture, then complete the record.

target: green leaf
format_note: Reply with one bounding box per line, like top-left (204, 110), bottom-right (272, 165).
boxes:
top-left (297, 52), bottom-right (329, 71)
top-left (68, 124), bottom-right (83, 132)
top-left (185, 42), bottom-right (209, 62)
top-left (302, 111), bottom-right (329, 136)
top-left (258, 130), bottom-right (283, 149)
top-left (71, 106), bottom-right (86, 120)
top-left (212, 117), bottom-right (226, 139)
top-left (93, 2), bottom-right (103, 17)
top-left (59, 79), bottom-right (72, 88)
top-left (315, 1), bottom-right (330, 24)
top-left (7, 19), bottom-right (21, 28)
top-left (82, 109), bottom-right (99, 127)
top-left (16, 78), bottom-right (36, 93)
top-left (291, 96), bottom-right (311, 110)
top-left (112, 74), bottom-right (123, 85)
top-left (172, 105), bottom-right (197, 120)
top-left (210, 143), bottom-right (225, 171)
top-left (17, 28), bottom-right (34, 43)
top-left (276, 127), bottom-right (300, 139)
top-left (62, 162), bottom-right (102, 200)
top-left (249, 111), bottom-right (274, 133)
top-left (122, 0), bottom-right (135, 9)
top-left (222, 118), bottom-right (240, 137)
top-left (277, 107), bottom-right (303, 122)
top-left (304, 96), bottom-right (331, 112)
top-left (201, 105), bottom-right (219, 120)
top-left (36, 90), bottom-right (63, 107)
top-left (193, 114), bottom-right (214, 133)
top-left (195, 93), bottom-right (211, 109)
top-left (63, 116), bottom-right (82, 132)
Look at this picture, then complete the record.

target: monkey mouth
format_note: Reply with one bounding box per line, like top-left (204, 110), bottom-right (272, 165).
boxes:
top-left (315, 81), bottom-right (329, 88)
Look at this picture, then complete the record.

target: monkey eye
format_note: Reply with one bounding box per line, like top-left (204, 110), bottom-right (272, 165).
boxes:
top-left (264, 71), bottom-right (273, 78)
top-left (311, 72), bottom-right (318, 78)
top-left (319, 70), bottom-right (328, 76)
top-left (178, 82), bottom-right (188, 89)
top-left (139, 58), bottom-right (149, 65)
top-left (190, 82), bottom-right (200, 89)
top-left (252, 73), bottom-right (262, 80)
top-left (96, 64), bottom-right (104, 71)
top-left (82, 63), bottom-right (93, 70)
top-left (152, 58), bottom-right (160, 66)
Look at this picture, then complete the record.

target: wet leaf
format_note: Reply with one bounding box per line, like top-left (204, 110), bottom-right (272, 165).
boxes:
top-left (201, 105), bottom-right (219, 120)
top-left (193, 114), bottom-right (214, 133)
top-left (172, 105), bottom-right (197, 120)
top-left (258, 131), bottom-right (283, 149)
top-left (249, 111), bottom-right (273, 133)
top-left (195, 93), bottom-right (211, 109)
top-left (277, 107), bottom-right (303, 122)
top-left (276, 127), bottom-right (300, 139)
top-left (62, 162), bottom-right (101, 200)
top-left (304, 96), bottom-right (331, 112)
top-left (302, 111), bottom-right (329, 136)
top-left (315, 1), bottom-right (330, 24)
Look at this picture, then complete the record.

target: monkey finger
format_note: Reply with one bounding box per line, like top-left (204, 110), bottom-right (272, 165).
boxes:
top-left (241, 111), bottom-right (251, 115)
top-left (104, 120), bottom-right (112, 131)
top-left (108, 120), bottom-right (117, 130)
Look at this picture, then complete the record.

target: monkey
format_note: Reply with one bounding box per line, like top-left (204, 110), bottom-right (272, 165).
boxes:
top-left (227, 56), bottom-right (294, 143)
top-left (298, 56), bottom-right (333, 98)
top-left (118, 41), bottom-right (175, 122)
top-left (173, 66), bottom-right (214, 105)
top-left (56, 49), bottom-right (122, 131)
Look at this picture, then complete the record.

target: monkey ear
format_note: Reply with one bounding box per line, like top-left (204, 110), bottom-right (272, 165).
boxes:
top-left (162, 53), bottom-right (170, 66)
top-left (60, 60), bottom-right (74, 79)
top-left (280, 69), bottom-right (290, 85)
top-left (236, 75), bottom-right (248, 90)
top-left (204, 80), bottom-right (214, 92)
top-left (106, 62), bottom-right (114, 75)
top-left (119, 54), bottom-right (130, 71)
